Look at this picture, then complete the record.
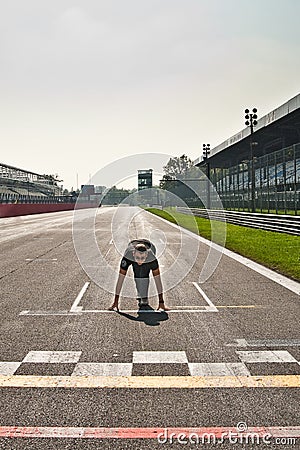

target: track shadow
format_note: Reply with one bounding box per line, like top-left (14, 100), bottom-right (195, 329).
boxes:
top-left (117, 305), bottom-right (169, 326)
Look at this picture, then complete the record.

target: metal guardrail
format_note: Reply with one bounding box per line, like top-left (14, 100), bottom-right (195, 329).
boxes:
top-left (176, 207), bottom-right (300, 236)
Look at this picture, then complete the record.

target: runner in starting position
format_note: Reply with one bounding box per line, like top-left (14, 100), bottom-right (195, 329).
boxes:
top-left (109, 239), bottom-right (169, 311)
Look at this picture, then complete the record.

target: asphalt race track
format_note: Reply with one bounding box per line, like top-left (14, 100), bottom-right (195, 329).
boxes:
top-left (0, 206), bottom-right (299, 449)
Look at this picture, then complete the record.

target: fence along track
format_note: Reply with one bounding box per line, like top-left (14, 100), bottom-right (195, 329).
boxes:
top-left (176, 207), bottom-right (300, 236)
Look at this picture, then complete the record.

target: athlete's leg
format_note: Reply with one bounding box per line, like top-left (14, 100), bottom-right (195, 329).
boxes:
top-left (134, 277), bottom-right (150, 305)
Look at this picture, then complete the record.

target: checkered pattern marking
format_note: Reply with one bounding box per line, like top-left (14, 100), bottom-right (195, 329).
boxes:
top-left (0, 350), bottom-right (299, 377)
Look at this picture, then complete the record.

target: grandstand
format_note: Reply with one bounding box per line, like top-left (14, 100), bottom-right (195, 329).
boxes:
top-left (195, 93), bottom-right (300, 213)
top-left (0, 163), bottom-right (63, 203)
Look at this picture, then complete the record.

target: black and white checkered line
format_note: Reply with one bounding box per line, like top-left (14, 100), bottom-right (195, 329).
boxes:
top-left (0, 350), bottom-right (299, 377)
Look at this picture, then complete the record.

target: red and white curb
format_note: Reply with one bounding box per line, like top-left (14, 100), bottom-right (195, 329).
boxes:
top-left (0, 426), bottom-right (299, 440)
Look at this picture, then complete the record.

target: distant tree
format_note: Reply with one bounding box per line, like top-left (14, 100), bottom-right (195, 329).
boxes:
top-left (159, 154), bottom-right (205, 207)
top-left (160, 154), bottom-right (197, 189)
top-left (163, 154), bottom-right (193, 179)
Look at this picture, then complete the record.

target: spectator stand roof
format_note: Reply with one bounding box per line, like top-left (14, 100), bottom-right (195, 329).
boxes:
top-left (194, 93), bottom-right (300, 169)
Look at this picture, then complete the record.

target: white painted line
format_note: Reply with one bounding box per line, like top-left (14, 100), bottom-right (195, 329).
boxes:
top-left (23, 351), bottom-right (82, 364)
top-left (19, 310), bottom-right (81, 316)
top-left (25, 258), bottom-right (57, 262)
top-left (228, 338), bottom-right (300, 347)
top-left (192, 282), bottom-right (218, 312)
top-left (19, 308), bottom-right (217, 316)
top-left (149, 211), bottom-right (300, 296)
top-left (72, 363), bottom-right (132, 376)
top-left (226, 339), bottom-right (249, 347)
top-left (0, 362), bottom-right (22, 375)
top-left (247, 339), bottom-right (300, 347)
top-left (170, 305), bottom-right (208, 309)
top-left (133, 351), bottom-right (188, 364)
top-left (70, 282), bottom-right (90, 312)
top-left (236, 350), bottom-right (298, 363)
top-left (104, 247), bottom-right (111, 258)
top-left (188, 362), bottom-right (251, 377)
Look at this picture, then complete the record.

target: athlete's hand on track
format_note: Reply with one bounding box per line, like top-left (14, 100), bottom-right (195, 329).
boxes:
top-left (108, 302), bottom-right (119, 312)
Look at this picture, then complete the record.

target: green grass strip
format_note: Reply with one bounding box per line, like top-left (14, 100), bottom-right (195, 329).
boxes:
top-left (147, 208), bottom-right (300, 282)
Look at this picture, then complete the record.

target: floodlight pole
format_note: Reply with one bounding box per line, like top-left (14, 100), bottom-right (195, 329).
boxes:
top-left (203, 143), bottom-right (211, 209)
top-left (245, 108), bottom-right (258, 212)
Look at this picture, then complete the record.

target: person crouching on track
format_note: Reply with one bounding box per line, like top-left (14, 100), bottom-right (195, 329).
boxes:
top-left (108, 239), bottom-right (169, 312)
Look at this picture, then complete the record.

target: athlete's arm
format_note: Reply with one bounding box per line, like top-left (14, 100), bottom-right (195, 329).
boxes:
top-left (152, 267), bottom-right (170, 311)
top-left (108, 268), bottom-right (127, 311)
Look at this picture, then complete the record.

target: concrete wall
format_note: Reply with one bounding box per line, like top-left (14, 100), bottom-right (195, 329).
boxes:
top-left (0, 202), bottom-right (96, 218)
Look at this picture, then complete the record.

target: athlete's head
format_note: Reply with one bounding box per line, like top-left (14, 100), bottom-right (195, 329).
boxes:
top-left (133, 243), bottom-right (148, 265)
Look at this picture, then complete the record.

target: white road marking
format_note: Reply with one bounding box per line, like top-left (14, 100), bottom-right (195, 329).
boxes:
top-left (19, 310), bottom-right (81, 316)
top-left (104, 247), bottom-right (111, 258)
top-left (23, 351), bottom-right (82, 364)
top-left (1, 351), bottom-right (300, 378)
top-left (19, 308), bottom-right (219, 315)
top-left (133, 351), bottom-right (188, 364)
top-left (72, 363), bottom-right (133, 376)
top-left (192, 282), bottom-right (218, 312)
top-left (226, 339), bottom-right (249, 347)
top-left (70, 282), bottom-right (90, 312)
top-left (236, 350), bottom-right (298, 363)
top-left (0, 362), bottom-right (22, 375)
top-left (25, 258), bottom-right (57, 262)
top-left (227, 338), bottom-right (300, 347)
top-left (188, 362), bottom-right (251, 377)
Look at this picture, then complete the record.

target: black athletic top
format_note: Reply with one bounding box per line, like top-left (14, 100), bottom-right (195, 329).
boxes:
top-left (120, 239), bottom-right (158, 278)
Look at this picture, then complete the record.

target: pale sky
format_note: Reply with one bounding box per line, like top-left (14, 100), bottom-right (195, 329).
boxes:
top-left (1, 0), bottom-right (299, 190)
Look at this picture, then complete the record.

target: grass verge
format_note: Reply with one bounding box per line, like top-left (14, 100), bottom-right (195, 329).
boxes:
top-left (146, 208), bottom-right (300, 282)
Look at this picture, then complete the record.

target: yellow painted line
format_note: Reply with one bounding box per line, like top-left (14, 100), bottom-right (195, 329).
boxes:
top-left (0, 375), bottom-right (299, 388)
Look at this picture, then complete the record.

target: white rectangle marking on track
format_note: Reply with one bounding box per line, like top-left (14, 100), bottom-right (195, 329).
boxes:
top-left (192, 282), bottom-right (218, 312)
top-left (72, 363), bottom-right (132, 376)
top-left (0, 362), bottom-right (22, 375)
top-left (23, 351), bottom-right (82, 364)
top-left (133, 351), bottom-right (188, 364)
top-left (236, 350), bottom-right (298, 363)
top-left (70, 282), bottom-right (90, 312)
top-left (188, 362), bottom-right (251, 377)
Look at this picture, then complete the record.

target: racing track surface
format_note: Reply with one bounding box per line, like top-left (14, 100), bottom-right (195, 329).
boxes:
top-left (0, 206), bottom-right (299, 449)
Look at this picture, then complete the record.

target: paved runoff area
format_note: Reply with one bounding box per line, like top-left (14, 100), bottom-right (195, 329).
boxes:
top-left (0, 207), bottom-right (299, 449)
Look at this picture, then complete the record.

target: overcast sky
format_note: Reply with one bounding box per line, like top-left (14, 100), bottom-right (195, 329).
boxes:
top-left (0, 0), bottom-right (299, 190)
